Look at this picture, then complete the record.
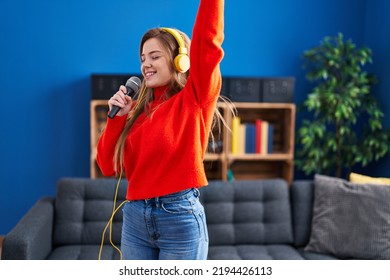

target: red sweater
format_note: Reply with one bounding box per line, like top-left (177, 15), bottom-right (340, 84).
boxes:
top-left (96, 0), bottom-right (224, 200)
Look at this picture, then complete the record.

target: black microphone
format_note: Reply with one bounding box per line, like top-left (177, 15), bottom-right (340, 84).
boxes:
top-left (107, 76), bottom-right (141, 119)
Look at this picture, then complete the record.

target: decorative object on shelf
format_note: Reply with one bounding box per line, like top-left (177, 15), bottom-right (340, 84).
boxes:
top-left (296, 33), bottom-right (390, 178)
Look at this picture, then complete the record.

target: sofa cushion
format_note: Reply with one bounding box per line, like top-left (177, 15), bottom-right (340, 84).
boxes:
top-left (200, 179), bottom-right (293, 246)
top-left (53, 178), bottom-right (127, 246)
top-left (290, 180), bottom-right (315, 247)
top-left (296, 248), bottom-right (338, 260)
top-left (48, 245), bottom-right (120, 260)
top-left (349, 172), bottom-right (390, 186)
top-left (305, 174), bottom-right (390, 259)
top-left (208, 245), bottom-right (304, 260)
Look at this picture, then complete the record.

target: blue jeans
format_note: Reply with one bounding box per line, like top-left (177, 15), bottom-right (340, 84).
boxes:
top-left (121, 188), bottom-right (209, 260)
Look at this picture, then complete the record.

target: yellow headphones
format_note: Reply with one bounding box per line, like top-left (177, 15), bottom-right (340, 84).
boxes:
top-left (161, 27), bottom-right (190, 73)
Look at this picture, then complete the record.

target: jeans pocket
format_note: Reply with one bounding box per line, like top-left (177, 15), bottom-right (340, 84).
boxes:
top-left (161, 198), bottom-right (194, 214)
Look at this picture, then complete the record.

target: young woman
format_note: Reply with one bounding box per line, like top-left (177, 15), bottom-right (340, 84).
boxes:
top-left (96, 0), bottom-right (225, 260)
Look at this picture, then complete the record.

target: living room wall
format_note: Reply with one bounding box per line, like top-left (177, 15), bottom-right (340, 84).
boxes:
top-left (0, 0), bottom-right (388, 235)
top-left (358, 0), bottom-right (390, 177)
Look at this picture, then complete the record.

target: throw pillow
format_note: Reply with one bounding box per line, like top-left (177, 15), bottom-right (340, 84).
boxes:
top-left (349, 172), bottom-right (390, 186)
top-left (305, 174), bottom-right (390, 259)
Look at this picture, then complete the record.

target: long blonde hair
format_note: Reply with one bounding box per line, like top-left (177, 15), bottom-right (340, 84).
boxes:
top-left (113, 28), bottom-right (233, 174)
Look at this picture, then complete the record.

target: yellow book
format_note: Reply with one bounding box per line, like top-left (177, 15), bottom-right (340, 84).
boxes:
top-left (261, 120), bottom-right (269, 154)
top-left (231, 116), bottom-right (241, 154)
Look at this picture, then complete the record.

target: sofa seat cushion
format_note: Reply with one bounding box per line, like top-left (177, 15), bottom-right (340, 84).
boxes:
top-left (200, 179), bottom-right (293, 246)
top-left (208, 245), bottom-right (304, 260)
top-left (296, 248), bottom-right (338, 260)
top-left (47, 245), bottom-right (120, 260)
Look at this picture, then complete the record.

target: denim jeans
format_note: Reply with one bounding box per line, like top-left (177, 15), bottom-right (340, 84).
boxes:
top-left (121, 188), bottom-right (209, 260)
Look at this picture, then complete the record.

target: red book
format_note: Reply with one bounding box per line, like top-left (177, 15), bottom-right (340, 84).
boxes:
top-left (255, 119), bottom-right (262, 154)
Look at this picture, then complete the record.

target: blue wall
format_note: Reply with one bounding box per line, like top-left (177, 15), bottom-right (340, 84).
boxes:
top-left (359, 0), bottom-right (390, 177)
top-left (1, 0), bottom-right (388, 235)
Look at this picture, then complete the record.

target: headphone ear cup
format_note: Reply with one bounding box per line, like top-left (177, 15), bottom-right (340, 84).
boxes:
top-left (161, 27), bottom-right (190, 73)
top-left (174, 53), bottom-right (190, 73)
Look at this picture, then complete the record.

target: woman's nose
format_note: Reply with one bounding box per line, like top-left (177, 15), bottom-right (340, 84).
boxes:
top-left (142, 60), bottom-right (152, 68)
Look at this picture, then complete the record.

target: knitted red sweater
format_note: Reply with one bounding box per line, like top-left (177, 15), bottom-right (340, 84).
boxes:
top-left (96, 0), bottom-right (224, 200)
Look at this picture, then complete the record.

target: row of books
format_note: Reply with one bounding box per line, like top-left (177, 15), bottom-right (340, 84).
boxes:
top-left (231, 117), bottom-right (273, 154)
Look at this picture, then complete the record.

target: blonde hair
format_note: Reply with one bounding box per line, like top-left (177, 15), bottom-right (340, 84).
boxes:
top-left (113, 28), bottom-right (233, 174)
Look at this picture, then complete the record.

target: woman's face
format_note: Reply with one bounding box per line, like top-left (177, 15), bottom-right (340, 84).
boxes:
top-left (141, 38), bottom-right (174, 88)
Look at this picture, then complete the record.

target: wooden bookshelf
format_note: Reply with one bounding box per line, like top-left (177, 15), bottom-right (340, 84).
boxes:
top-left (90, 101), bottom-right (295, 184)
top-left (0, 236), bottom-right (4, 259)
top-left (225, 102), bottom-right (295, 184)
top-left (90, 100), bottom-right (110, 179)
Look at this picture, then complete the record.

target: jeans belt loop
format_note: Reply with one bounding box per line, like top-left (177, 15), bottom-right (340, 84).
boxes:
top-left (155, 197), bottom-right (160, 208)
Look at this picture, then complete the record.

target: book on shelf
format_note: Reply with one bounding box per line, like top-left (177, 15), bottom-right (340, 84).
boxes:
top-left (239, 123), bottom-right (246, 154)
top-left (231, 117), bottom-right (274, 155)
top-left (231, 116), bottom-right (241, 154)
top-left (260, 120), bottom-right (268, 154)
top-left (255, 119), bottom-right (262, 153)
top-left (268, 123), bottom-right (273, 153)
top-left (245, 123), bottom-right (256, 153)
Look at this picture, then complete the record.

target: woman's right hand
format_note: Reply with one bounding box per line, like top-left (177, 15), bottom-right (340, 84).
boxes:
top-left (108, 85), bottom-right (133, 117)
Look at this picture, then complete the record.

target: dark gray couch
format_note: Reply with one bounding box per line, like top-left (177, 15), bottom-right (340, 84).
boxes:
top-left (1, 178), bottom-right (336, 260)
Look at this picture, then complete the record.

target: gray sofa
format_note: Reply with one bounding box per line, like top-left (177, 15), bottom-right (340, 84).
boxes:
top-left (1, 178), bottom-right (337, 260)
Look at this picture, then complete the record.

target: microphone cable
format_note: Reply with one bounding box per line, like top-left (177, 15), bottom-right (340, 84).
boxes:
top-left (98, 169), bottom-right (128, 260)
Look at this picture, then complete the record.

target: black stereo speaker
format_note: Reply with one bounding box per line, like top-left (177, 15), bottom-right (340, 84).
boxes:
top-left (221, 76), bottom-right (294, 103)
top-left (222, 77), bottom-right (262, 102)
top-left (262, 77), bottom-right (295, 103)
top-left (91, 74), bottom-right (142, 100)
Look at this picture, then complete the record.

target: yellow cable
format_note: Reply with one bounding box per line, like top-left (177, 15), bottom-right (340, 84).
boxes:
top-left (98, 170), bottom-right (127, 260)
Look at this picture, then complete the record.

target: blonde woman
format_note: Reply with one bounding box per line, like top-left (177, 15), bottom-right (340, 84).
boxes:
top-left (97, 0), bottom-right (225, 260)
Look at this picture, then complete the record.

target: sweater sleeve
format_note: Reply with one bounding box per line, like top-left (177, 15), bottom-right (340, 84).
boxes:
top-left (96, 115), bottom-right (127, 176)
top-left (187, 0), bottom-right (224, 106)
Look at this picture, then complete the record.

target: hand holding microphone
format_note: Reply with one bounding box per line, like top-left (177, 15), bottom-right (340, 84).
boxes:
top-left (108, 76), bottom-right (141, 119)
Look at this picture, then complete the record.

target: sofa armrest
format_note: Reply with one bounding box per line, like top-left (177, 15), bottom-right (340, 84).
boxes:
top-left (290, 180), bottom-right (314, 247)
top-left (1, 197), bottom-right (55, 260)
